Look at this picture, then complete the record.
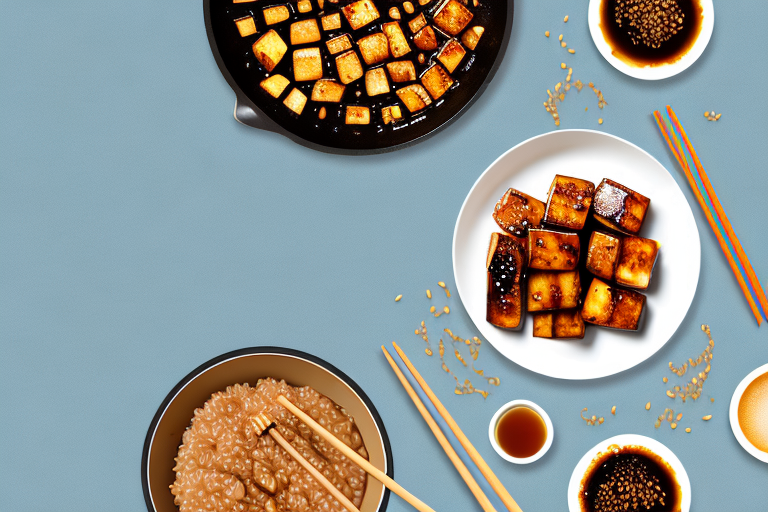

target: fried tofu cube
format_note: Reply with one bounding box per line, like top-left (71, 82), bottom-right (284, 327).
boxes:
top-left (487, 233), bottom-right (527, 330)
top-left (582, 278), bottom-right (646, 330)
top-left (293, 47), bottom-right (323, 81)
top-left (357, 33), bottom-right (390, 65)
top-left (413, 26), bottom-right (438, 50)
top-left (335, 50), bottom-right (364, 84)
top-left (263, 6), bottom-right (290, 25)
top-left (311, 79), bottom-right (346, 102)
top-left (290, 19), bottom-right (321, 45)
top-left (386, 60), bottom-right (417, 82)
top-left (408, 13), bottom-right (427, 33)
top-left (381, 105), bottom-right (404, 124)
top-left (396, 84), bottom-right (432, 112)
top-left (260, 74), bottom-right (290, 98)
top-left (420, 63), bottom-right (453, 99)
top-left (365, 67), bottom-right (390, 96)
top-left (382, 22), bottom-right (411, 58)
top-left (235, 16), bottom-right (258, 37)
top-left (593, 179), bottom-right (651, 234)
top-left (326, 34), bottom-right (353, 54)
top-left (533, 309), bottom-right (586, 339)
top-left (528, 228), bottom-right (580, 271)
top-left (341, 0), bottom-right (380, 30)
top-left (252, 30), bottom-right (288, 72)
top-left (433, 0), bottom-right (473, 35)
top-left (437, 39), bottom-right (466, 73)
top-left (345, 105), bottom-right (370, 124)
top-left (615, 236), bottom-right (659, 289)
top-left (297, 0), bottom-right (313, 12)
top-left (527, 270), bottom-right (581, 312)
top-left (461, 25), bottom-right (485, 50)
top-left (419, 0), bottom-right (432, 4)
top-left (492, 188), bottom-right (546, 237)
top-left (544, 175), bottom-right (596, 230)
top-left (586, 231), bottom-right (621, 280)
top-left (321, 13), bottom-right (341, 31)
top-left (283, 87), bottom-right (308, 115)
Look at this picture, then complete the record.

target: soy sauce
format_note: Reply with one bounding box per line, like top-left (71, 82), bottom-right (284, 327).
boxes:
top-left (495, 406), bottom-right (547, 459)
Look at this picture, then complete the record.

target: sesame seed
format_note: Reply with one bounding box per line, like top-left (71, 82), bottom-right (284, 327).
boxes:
top-left (395, 294), bottom-right (403, 302)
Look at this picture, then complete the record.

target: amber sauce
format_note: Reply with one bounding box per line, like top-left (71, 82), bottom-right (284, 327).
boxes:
top-left (599, 0), bottom-right (703, 67)
top-left (495, 406), bottom-right (547, 459)
top-left (738, 372), bottom-right (768, 453)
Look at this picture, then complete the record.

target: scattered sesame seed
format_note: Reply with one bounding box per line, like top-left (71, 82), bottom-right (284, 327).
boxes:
top-left (438, 281), bottom-right (446, 288)
top-left (645, 402), bottom-right (651, 410)
top-left (559, 34), bottom-right (563, 41)
top-left (568, 48), bottom-right (575, 54)
top-left (426, 289), bottom-right (432, 299)
top-left (702, 414), bottom-right (712, 421)
top-left (395, 294), bottom-right (403, 302)
top-left (561, 62), bottom-right (566, 69)
top-left (561, 41), bottom-right (567, 47)
top-left (611, 406), bottom-right (616, 415)
top-left (545, 30), bottom-right (550, 37)
top-left (685, 427), bottom-right (691, 433)
top-left (564, 15), bottom-right (569, 22)
top-left (598, 118), bottom-right (603, 124)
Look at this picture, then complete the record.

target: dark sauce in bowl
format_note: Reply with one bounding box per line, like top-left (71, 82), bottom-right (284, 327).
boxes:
top-left (579, 445), bottom-right (682, 512)
top-left (599, 0), bottom-right (703, 67)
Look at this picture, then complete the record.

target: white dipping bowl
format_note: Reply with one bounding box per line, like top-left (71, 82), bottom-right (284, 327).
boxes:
top-left (488, 400), bottom-right (553, 464)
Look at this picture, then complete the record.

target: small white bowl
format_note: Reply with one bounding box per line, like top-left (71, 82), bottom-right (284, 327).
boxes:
top-left (567, 434), bottom-right (691, 512)
top-left (729, 363), bottom-right (768, 463)
top-left (588, 0), bottom-right (714, 80)
top-left (488, 400), bottom-right (553, 464)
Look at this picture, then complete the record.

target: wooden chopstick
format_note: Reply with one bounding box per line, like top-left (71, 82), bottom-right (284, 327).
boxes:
top-left (392, 343), bottom-right (524, 512)
top-left (276, 395), bottom-right (439, 512)
top-left (653, 111), bottom-right (764, 325)
top-left (666, 106), bottom-right (768, 319)
top-left (381, 346), bottom-right (499, 512)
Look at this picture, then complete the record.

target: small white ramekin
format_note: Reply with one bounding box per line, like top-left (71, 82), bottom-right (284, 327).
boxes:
top-left (488, 400), bottom-right (554, 464)
top-left (729, 363), bottom-right (768, 463)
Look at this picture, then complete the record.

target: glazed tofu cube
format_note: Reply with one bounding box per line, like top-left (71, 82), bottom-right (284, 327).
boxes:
top-left (382, 22), bottom-right (411, 58)
top-left (593, 178), bottom-right (651, 234)
top-left (543, 175), bottom-right (596, 230)
top-left (533, 309), bottom-right (585, 339)
top-left (408, 13), bottom-right (427, 33)
top-left (487, 233), bottom-right (527, 330)
top-left (365, 67), bottom-right (390, 96)
top-left (263, 6), bottom-right (290, 25)
top-left (586, 231), bottom-right (621, 281)
top-left (527, 228), bottom-right (580, 271)
top-left (527, 270), bottom-right (581, 312)
top-left (396, 84), bottom-right (432, 112)
top-left (235, 16), bottom-right (258, 37)
top-left (381, 105), bottom-right (403, 124)
top-left (433, 0), bottom-right (473, 35)
top-left (615, 236), bottom-right (659, 289)
top-left (437, 39), bottom-right (466, 73)
top-left (260, 74), bottom-right (290, 98)
top-left (420, 63), bottom-right (453, 99)
top-left (358, 33), bottom-right (390, 65)
top-left (293, 47), bottom-right (323, 81)
top-left (461, 25), bottom-right (485, 50)
top-left (311, 79), bottom-right (346, 102)
top-left (419, 0), bottom-right (432, 4)
top-left (297, 0), bottom-right (312, 13)
top-left (290, 19), bottom-right (321, 45)
top-left (492, 188), bottom-right (546, 237)
top-left (335, 50), bottom-right (364, 84)
top-left (386, 60), bottom-right (417, 82)
top-left (581, 278), bottom-right (646, 330)
top-left (326, 34), bottom-right (353, 54)
top-left (342, 0), bottom-right (380, 30)
top-left (321, 13), bottom-right (341, 31)
top-left (345, 105), bottom-right (370, 124)
top-left (283, 88), bottom-right (308, 115)
top-left (413, 26), bottom-right (438, 50)
top-left (252, 30), bottom-right (287, 72)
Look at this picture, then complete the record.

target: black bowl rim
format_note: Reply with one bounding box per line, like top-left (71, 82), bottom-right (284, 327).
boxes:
top-left (141, 346), bottom-right (393, 512)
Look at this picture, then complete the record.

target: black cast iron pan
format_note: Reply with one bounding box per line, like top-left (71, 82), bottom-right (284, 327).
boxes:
top-left (204, 0), bottom-right (514, 154)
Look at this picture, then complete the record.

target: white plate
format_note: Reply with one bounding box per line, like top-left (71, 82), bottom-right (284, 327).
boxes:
top-left (452, 130), bottom-right (700, 380)
top-left (729, 363), bottom-right (768, 463)
top-left (588, 0), bottom-right (714, 80)
top-left (567, 434), bottom-right (691, 512)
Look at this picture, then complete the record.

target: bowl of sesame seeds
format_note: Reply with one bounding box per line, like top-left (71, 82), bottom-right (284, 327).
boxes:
top-left (588, 0), bottom-right (714, 79)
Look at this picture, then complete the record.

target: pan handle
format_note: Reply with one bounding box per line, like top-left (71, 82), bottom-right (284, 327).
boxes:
top-left (233, 97), bottom-right (273, 132)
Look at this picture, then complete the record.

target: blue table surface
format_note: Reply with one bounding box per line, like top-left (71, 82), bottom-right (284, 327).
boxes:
top-left (1, 0), bottom-right (767, 511)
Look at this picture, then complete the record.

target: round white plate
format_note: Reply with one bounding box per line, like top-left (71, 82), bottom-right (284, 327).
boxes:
top-left (588, 0), bottom-right (714, 80)
top-left (729, 363), bottom-right (768, 463)
top-left (567, 434), bottom-right (691, 512)
top-left (452, 130), bottom-right (700, 380)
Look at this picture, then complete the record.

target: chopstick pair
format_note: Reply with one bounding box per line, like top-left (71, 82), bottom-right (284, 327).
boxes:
top-left (653, 106), bottom-right (768, 325)
top-left (382, 343), bottom-right (524, 512)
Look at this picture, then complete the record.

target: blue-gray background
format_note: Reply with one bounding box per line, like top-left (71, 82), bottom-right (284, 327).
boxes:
top-left (1, 0), bottom-right (766, 510)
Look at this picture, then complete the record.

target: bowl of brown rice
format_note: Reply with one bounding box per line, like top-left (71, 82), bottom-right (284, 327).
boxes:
top-left (142, 347), bottom-right (392, 512)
